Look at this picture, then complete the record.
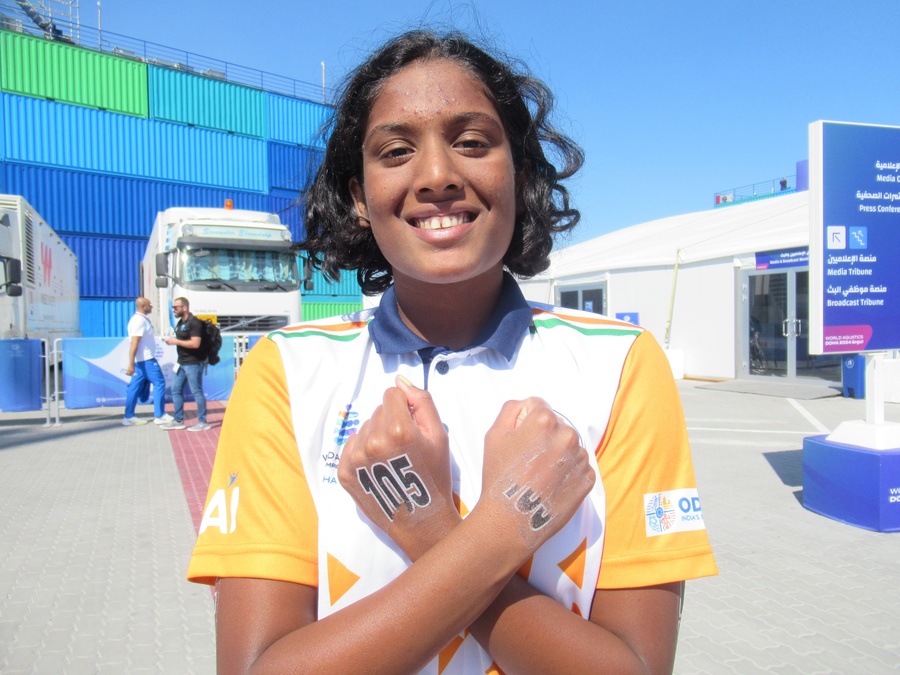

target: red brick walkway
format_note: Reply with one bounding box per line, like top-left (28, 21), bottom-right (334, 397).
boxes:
top-left (167, 401), bottom-right (225, 533)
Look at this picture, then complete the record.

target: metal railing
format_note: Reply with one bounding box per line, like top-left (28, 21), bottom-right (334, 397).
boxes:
top-left (715, 175), bottom-right (797, 207)
top-left (0, 1), bottom-right (335, 104)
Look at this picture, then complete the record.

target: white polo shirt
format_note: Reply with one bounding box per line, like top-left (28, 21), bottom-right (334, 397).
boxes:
top-left (126, 312), bottom-right (156, 362)
top-left (189, 274), bottom-right (717, 673)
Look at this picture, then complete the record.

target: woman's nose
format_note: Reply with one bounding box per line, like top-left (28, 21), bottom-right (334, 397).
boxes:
top-left (414, 142), bottom-right (463, 196)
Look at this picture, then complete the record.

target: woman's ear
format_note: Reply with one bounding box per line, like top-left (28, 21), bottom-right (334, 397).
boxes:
top-left (349, 177), bottom-right (371, 228)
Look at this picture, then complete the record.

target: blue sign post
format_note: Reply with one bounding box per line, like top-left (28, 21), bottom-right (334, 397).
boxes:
top-left (805, 121), bottom-right (900, 532)
top-left (809, 122), bottom-right (900, 354)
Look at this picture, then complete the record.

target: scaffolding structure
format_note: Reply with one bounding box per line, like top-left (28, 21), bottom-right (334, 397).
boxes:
top-left (0, 0), bottom-right (80, 41)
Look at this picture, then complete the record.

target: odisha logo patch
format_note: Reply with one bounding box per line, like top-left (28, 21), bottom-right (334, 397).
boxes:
top-left (645, 493), bottom-right (677, 535)
top-left (644, 489), bottom-right (708, 537)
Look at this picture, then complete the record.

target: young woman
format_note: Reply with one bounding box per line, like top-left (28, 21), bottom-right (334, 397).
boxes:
top-left (188, 31), bottom-right (717, 674)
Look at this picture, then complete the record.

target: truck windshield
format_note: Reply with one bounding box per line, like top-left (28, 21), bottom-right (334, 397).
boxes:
top-left (180, 247), bottom-right (299, 287)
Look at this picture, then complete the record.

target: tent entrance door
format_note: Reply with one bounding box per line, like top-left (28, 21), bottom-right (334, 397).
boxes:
top-left (745, 269), bottom-right (840, 381)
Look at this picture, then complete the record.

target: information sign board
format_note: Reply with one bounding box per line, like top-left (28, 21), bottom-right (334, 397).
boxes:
top-left (754, 247), bottom-right (808, 270)
top-left (809, 121), bottom-right (900, 354)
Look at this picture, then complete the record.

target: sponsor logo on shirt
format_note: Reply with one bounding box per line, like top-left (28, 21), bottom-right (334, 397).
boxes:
top-left (333, 404), bottom-right (359, 445)
top-left (644, 489), bottom-right (706, 537)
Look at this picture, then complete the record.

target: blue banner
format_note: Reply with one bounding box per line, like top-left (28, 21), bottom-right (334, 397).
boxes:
top-left (0, 339), bottom-right (43, 412)
top-left (755, 247), bottom-right (809, 270)
top-left (61, 337), bottom-right (235, 409)
top-left (817, 122), bottom-right (900, 353)
top-left (615, 312), bottom-right (640, 326)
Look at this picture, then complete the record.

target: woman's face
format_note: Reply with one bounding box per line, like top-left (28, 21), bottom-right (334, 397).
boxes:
top-left (350, 58), bottom-right (518, 291)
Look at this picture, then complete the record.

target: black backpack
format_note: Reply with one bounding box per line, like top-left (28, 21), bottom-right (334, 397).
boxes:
top-left (201, 320), bottom-right (223, 366)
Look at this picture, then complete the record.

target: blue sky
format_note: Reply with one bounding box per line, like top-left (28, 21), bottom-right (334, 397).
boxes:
top-left (92, 0), bottom-right (900, 245)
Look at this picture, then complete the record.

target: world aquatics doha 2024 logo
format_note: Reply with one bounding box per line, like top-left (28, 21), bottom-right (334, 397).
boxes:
top-left (333, 404), bottom-right (359, 445)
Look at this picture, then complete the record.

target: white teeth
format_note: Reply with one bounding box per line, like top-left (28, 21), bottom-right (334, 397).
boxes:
top-left (415, 214), bottom-right (470, 230)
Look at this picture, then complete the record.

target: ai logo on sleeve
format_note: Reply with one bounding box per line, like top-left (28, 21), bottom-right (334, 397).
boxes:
top-left (199, 473), bottom-right (240, 535)
top-left (644, 489), bottom-right (706, 537)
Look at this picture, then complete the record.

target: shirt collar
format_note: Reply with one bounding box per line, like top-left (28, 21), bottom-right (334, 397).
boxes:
top-left (369, 273), bottom-right (532, 362)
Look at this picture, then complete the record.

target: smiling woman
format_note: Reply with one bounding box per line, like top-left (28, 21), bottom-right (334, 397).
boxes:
top-left (187, 30), bottom-right (717, 675)
top-left (348, 59), bottom-right (519, 312)
top-left (301, 31), bottom-right (584, 297)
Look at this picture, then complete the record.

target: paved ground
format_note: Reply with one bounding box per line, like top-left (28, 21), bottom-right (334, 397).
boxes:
top-left (1, 381), bottom-right (898, 674)
top-left (676, 381), bottom-right (900, 674)
top-left (0, 403), bottom-right (222, 675)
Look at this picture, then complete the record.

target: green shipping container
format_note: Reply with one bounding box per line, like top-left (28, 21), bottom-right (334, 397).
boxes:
top-left (302, 301), bottom-right (364, 321)
top-left (0, 31), bottom-right (148, 117)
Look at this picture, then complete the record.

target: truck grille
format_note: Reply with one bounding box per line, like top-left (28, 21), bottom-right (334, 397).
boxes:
top-left (216, 315), bottom-right (289, 332)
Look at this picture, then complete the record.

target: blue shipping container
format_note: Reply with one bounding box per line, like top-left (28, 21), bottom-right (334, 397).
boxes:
top-left (266, 93), bottom-right (331, 147)
top-left (61, 235), bottom-right (146, 298)
top-left (0, 162), bottom-right (271, 237)
top-left (268, 141), bottom-right (323, 192)
top-left (269, 189), bottom-right (304, 241)
top-left (79, 298), bottom-right (134, 338)
top-left (1, 93), bottom-right (268, 192)
top-left (149, 65), bottom-right (267, 138)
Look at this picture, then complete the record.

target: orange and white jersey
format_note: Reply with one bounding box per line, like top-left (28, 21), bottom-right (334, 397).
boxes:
top-left (188, 275), bottom-right (717, 673)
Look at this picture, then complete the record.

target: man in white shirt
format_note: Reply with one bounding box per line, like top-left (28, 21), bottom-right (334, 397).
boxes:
top-left (123, 297), bottom-right (171, 426)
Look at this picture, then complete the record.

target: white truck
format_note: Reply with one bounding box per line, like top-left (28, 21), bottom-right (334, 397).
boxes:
top-left (143, 203), bottom-right (304, 334)
top-left (0, 194), bottom-right (80, 341)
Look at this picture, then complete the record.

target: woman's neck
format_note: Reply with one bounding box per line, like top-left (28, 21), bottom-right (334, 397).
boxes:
top-left (392, 271), bottom-right (504, 351)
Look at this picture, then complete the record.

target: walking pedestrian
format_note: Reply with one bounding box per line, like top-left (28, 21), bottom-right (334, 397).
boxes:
top-left (161, 297), bottom-right (209, 432)
top-left (122, 296), bottom-right (170, 426)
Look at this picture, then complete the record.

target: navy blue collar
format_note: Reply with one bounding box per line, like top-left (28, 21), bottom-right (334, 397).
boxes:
top-left (369, 273), bottom-right (533, 362)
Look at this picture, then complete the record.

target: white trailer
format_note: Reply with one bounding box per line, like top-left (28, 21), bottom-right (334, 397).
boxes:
top-left (142, 203), bottom-right (304, 335)
top-left (0, 194), bottom-right (80, 341)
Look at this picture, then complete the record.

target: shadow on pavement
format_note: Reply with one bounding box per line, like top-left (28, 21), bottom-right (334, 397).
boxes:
top-left (763, 448), bottom-right (803, 487)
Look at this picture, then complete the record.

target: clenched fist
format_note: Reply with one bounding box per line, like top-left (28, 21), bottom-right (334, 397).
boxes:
top-left (338, 375), bottom-right (460, 561)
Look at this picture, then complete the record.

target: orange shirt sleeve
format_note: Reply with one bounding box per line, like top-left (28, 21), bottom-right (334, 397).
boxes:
top-left (187, 337), bottom-right (319, 587)
top-left (596, 330), bottom-right (718, 588)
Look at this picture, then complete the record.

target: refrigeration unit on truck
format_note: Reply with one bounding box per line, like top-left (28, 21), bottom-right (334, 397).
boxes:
top-left (143, 203), bottom-right (303, 335)
top-left (0, 194), bottom-right (80, 342)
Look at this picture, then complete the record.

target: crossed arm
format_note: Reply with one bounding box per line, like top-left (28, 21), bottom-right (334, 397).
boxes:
top-left (215, 378), bottom-right (683, 674)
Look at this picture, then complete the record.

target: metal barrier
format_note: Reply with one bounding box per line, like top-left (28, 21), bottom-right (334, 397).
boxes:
top-left (0, 338), bottom-right (52, 426)
top-left (2, 335), bottom-right (265, 427)
top-left (233, 334), bottom-right (263, 374)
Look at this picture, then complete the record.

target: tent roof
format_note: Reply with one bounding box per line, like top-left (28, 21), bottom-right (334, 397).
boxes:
top-left (544, 191), bottom-right (809, 279)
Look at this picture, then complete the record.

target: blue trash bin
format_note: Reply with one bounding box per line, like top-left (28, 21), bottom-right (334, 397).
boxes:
top-left (841, 354), bottom-right (865, 399)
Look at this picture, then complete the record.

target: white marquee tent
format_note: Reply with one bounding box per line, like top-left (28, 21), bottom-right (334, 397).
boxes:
top-left (519, 191), bottom-right (811, 379)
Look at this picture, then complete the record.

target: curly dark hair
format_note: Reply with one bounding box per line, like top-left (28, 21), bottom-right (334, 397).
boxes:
top-left (299, 30), bottom-right (584, 296)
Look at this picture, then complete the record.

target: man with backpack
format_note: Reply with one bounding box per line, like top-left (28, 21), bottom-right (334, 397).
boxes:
top-left (161, 297), bottom-right (209, 432)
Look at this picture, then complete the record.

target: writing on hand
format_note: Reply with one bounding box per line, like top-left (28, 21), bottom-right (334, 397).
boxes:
top-left (356, 453), bottom-right (432, 521)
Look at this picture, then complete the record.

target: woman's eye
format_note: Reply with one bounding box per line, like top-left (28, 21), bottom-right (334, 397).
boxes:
top-left (456, 137), bottom-right (490, 153)
top-left (381, 146), bottom-right (412, 161)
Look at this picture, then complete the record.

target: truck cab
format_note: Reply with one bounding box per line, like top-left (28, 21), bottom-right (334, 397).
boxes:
top-left (144, 205), bottom-right (303, 334)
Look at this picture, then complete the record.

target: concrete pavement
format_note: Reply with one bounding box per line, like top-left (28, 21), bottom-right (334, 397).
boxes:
top-left (1, 382), bottom-right (898, 674)
top-left (0, 404), bottom-right (220, 674)
top-left (676, 381), bottom-right (900, 674)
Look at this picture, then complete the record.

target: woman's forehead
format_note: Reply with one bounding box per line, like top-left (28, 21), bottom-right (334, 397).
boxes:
top-left (366, 59), bottom-right (499, 128)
